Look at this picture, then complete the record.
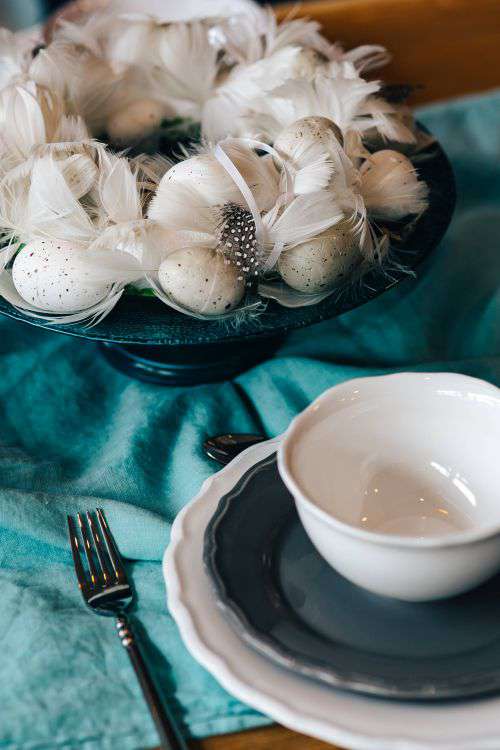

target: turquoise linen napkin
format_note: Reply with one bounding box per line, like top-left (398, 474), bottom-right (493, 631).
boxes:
top-left (0, 88), bottom-right (499, 750)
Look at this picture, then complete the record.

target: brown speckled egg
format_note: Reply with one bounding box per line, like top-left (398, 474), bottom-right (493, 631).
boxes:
top-left (158, 247), bottom-right (245, 316)
top-left (274, 116), bottom-right (344, 164)
top-left (12, 239), bottom-right (111, 312)
top-left (278, 227), bottom-right (361, 293)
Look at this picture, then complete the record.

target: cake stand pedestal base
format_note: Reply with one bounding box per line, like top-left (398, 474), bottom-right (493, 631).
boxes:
top-left (99, 336), bottom-right (285, 386)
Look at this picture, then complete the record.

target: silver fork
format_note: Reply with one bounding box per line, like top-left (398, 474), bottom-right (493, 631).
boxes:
top-left (67, 508), bottom-right (187, 750)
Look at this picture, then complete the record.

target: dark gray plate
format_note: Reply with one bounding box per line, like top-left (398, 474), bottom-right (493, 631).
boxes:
top-left (204, 454), bottom-right (500, 701)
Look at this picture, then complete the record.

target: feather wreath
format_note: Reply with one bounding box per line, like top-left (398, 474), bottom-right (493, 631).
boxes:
top-left (0, 1), bottom-right (429, 325)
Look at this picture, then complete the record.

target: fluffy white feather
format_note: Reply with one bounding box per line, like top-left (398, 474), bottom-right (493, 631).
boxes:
top-left (98, 152), bottom-right (142, 224)
top-left (148, 178), bottom-right (218, 235)
top-left (241, 65), bottom-right (415, 147)
top-left (360, 150), bottom-right (429, 220)
top-left (25, 155), bottom-right (97, 242)
top-left (258, 279), bottom-right (332, 307)
top-left (0, 81), bottom-right (65, 162)
top-left (0, 27), bottom-right (32, 90)
top-left (202, 45), bottom-right (320, 141)
top-left (31, 38), bottom-right (121, 135)
top-left (330, 45), bottom-right (391, 73)
top-left (153, 21), bottom-right (219, 119)
top-left (292, 150), bottom-right (334, 195)
top-left (264, 190), bottom-right (343, 252)
top-left (212, 6), bottom-right (389, 70)
top-left (214, 7), bottom-right (329, 64)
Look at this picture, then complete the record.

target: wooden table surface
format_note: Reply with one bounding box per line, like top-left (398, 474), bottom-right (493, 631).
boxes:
top-left (154, 726), bottom-right (337, 750)
top-left (161, 0), bottom-right (500, 748)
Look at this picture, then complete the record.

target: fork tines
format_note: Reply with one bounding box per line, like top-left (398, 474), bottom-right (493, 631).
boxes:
top-left (67, 508), bottom-right (126, 592)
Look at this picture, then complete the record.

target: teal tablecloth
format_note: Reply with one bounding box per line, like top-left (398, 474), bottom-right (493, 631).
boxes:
top-left (1, 88), bottom-right (499, 749)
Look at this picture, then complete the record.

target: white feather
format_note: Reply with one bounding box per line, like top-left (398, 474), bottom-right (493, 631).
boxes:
top-left (340, 45), bottom-right (391, 73)
top-left (35, 38), bottom-right (120, 136)
top-left (265, 190), bottom-right (343, 251)
top-left (360, 152), bottom-right (429, 220)
top-left (26, 155), bottom-right (97, 242)
top-left (53, 16), bottom-right (109, 58)
top-left (102, 16), bottom-right (159, 71)
top-left (77, 247), bottom-right (144, 284)
top-left (258, 279), bottom-right (332, 307)
top-left (148, 179), bottom-right (217, 235)
top-left (153, 21), bottom-right (219, 119)
top-left (0, 82), bottom-right (62, 161)
top-left (201, 93), bottom-right (245, 144)
top-left (29, 46), bottom-right (67, 99)
top-left (240, 66), bottom-right (416, 146)
top-left (58, 153), bottom-right (98, 199)
top-left (293, 150), bottom-right (334, 195)
top-left (360, 97), bottom-right (416, 144)
top-left (213, 6), bottom-right (358, 67)
top-left (98, 153), bottom-right (142, 224)
top-left (205, 45), bottom-right (311, 140)
top-left (53, 114), bottom-right (91, 143)
top-left (0, 27), bottom-right (32, 89)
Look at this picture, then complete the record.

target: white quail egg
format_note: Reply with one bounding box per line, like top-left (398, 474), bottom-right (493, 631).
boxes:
top-left (12, 238), bottom-right (111, 312)
top-left (159, 247), bottom-right (245, 316)
top-left (278, 226), bottom-right (361, 293)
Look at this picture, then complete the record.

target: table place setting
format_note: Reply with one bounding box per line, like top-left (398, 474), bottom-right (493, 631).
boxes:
top-left (0, 1), bottom-right (500, 749)
top-left (166, 372), bottom-right (500, 750)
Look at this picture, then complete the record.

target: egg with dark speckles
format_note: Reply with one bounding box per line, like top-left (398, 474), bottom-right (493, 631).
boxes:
top-left (12, 239), bottom-right (112, 312)
top-left (159, 247), bottom-right (245, 316)
top-left (278, 227), bottom-right (361, 293)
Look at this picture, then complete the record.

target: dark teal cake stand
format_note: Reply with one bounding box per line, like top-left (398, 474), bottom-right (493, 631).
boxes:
top-left (0, 137), bottom-right (455, 385)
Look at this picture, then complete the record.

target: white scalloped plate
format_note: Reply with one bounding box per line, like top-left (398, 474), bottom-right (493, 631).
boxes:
top-left (164, 438), bottom-right (500, 750)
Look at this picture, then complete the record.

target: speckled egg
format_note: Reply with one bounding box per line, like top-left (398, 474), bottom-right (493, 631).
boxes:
top-left (274, 116), bottom-right (344, 165)
top-left (12, 239), bottom-right (112, 313)
top-left (163, 155), bottom-right (226, 191)
top-left (278, 227), bottom-right (361, 293)
top-left (107, 98), bottom-right (165, 144)
top-left (158, 247), bottom-right (245, 316)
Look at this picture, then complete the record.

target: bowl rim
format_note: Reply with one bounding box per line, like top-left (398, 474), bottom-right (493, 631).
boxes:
top-left (277, 372), bottom-right (500, 550)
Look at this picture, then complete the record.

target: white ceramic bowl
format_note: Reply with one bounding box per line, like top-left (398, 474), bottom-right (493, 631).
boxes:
top-left (278, 373), bottom-right (500, 601)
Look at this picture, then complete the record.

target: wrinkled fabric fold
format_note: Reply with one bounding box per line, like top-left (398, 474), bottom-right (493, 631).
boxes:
top-left (0, 89), bottom-right (499, 749)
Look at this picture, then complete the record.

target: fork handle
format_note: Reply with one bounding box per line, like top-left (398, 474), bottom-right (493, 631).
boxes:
top-left (116, 615), bottom-right (188, 750)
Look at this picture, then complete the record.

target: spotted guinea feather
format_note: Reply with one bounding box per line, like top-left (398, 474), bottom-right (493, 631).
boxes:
top-left (216, 202), bottom-right (262, 283)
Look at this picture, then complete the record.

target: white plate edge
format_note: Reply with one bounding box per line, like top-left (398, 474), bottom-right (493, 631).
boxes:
top-left (163, 437), bottom-right (500, 750)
